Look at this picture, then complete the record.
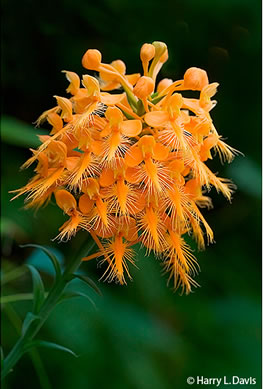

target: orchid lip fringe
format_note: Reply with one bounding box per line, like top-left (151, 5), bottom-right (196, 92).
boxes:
top-left (11, 41), bottom-right (240, 294)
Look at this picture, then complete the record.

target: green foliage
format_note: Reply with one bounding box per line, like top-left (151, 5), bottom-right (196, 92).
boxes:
top-left (1, 116), bottom-right (48, 148)
top-left (58, 290), bottom-right (97, 310)
top-left (22, 244), bottom-right (62, 281)
top-left (25, 265), bottom-right (45, 314)
top-left (70, 274), bottom-right (102, 296)
top-left (24, 340), bottom-right (78, 358)
top-left (1, 244), bottom-right (98, 382)
top-left (21, 313), bottom-right (40, 337)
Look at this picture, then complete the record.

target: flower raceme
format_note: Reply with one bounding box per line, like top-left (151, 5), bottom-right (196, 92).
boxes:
top-left (12, 41), bottom-right (240, 293)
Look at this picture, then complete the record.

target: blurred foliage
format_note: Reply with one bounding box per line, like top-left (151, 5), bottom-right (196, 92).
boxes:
top-left (1, 0), bottom-right (261, 388)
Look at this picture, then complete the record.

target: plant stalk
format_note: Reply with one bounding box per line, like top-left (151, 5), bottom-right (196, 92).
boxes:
top-left (1, 241), bottom-right (94, 380)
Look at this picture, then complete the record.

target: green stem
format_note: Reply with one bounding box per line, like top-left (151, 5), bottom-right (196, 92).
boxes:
top-left (1, 293), bottom-right (47, 304)
top-left (1, 240), bottom-right (95, 380)
top-left (4, 304), bottom-right (52, 389)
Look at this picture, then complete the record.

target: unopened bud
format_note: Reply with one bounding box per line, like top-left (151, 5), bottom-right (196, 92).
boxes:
top-left (159, 49), bottom-right (168, 64)
top-left (183, 67), bottom-right (209, 90)
top-left (133, 76), bottom-right (155, 99)
top-left (157, 78), bottom-right (173, 93)
top-left (82, 49), bottom-right (102, 71)
top-left (140, 43), bottom-right (155, 63)
top-left (111, 60), bottom-right (126, 75)
top-left (152, 41), bottom-right (167, 58)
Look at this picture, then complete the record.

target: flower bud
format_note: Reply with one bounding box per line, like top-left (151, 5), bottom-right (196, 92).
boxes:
top-left (183, 67), bottom-right (209, 90)
top-left (140, 43), bottom-right (155, 63)
top-left (159, 49), bottom-right (168, 64)
top-left (152, 41), bottom-right (167, 58)
top-left (82, 49), bottom-right (102, 70)
top-left (100, 60), bottom-right (126, 82)
top-left (133, 76), bottom-right (155, 99)
top-left (111, 60), bottom-right (126, 75)
top-left (157, 78), bottom-right (173, 93)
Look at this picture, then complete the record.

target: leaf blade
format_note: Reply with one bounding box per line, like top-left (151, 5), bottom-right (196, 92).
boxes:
top-left (22, 244), bottom-right (62, 280)
top-left (21, 312), bottom-right (40, 337)
top-left (25, 340), bottom-right (78, 358)
top-left (72, 274), bottom-right (102, 296)
top-left (58, 290), bottom-right (97, 310)
top-left (26, 265), bottom-right (45, 314)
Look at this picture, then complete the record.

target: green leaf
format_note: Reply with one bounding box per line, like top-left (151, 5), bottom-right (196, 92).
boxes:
top-left (1, 347), bottom-right (4, 371)
top-left (1, 115), bottom-right (48, 148)
top-left (0, 293), bottom-right (46, 304)
top-left (26, 265), bottom-right (45, 314)
top-left (22, 312), bottom-right (40, 337)
top-left (25, 340), bottom-right (78, 358)
top-left (72, 274), bottom-right (102, 296)
top-left (151, 95), bottom-right (165, 105)
top-left (136, 99), bottom-right (145, 116)
top-left (119, 108), bottom-right (135, 120)
top-left (22, 244), bottom-right (62, 281)
top-left (58, 290), bottom-right (97, 310)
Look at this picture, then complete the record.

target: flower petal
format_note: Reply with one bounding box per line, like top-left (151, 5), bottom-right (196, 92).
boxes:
top-left (153, 143), bottom-right (169, 161)
top-left (144, 111), bottom-right (169, 127)
top-left (126, 73), bottom-right (141, 86)
top-left (100, 92), bottom-right (125, 105)
top-left (55, 190), bottom-right (77, 215)
top-left (79, 194), bottom-right (94, 214)
top-left (90, 140), bottom-right (103, 156)
top-left (125, 167), bottom-right (141, 184)
top-left (125, 146), bottom-right (143, 167)
top-left (66, 156), bottom-right (80, 171)
top-left (99, 168), bottom-right (115, 186)
top-left (121, 120), bottom-right (142, 137)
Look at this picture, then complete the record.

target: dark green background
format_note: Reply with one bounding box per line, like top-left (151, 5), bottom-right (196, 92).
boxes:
top-left (1, 0), bottom-right (261, 388)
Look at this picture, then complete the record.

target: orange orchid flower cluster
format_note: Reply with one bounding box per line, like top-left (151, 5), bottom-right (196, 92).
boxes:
top-left (13, 41), bottom-right (239, 293)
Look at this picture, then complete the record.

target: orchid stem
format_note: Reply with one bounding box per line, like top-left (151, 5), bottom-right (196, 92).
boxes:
top-left (1, 240), bottom-right (95, 381)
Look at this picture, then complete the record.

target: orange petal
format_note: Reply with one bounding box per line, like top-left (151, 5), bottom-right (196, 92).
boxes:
top-left (184, 179), bottom-right (202, 197)
top-left (125, 167), bottom-right (141, 184)
top-left (129, 191), bottom-right (146, 214)
top-left (144, 111), bottom-right (169, 127)
top-left (153, 143), bottom-right (169, 161)
top-left (62, 70), bottom-right (80, 95)
top-left (169, 159), bottom-right (185, 173)
top-left (47, 112), bottom-right (63, 133)
top-left (100, 92), bottom-right (125, 105)
top-left (100, 124), bottom-right (112, 138)
top-left (53, 96), bottom-right (73, 122)
top-left (66, 156), bottom-right (80, 171)
top-left (79, 194), bottom-right (94, 214)
top-left (105, 106), bottom-right (123, 125)
top-left (55, 190), bottom-right (77, 215)
top-left (99, 168), bottom-right (115, 186)
top-left (82, 178), bottom-right (100, 198)
top-left (90, 140), bottom-right (103, 156)
top-left (124, 146), bottom-right (143, 167)
top-left (38, 135), bottom-right (50, 144)
top-left (121, 217), bottom-right (138, 241)
top-left (100, 81), bottom-right (121, 91)
top-left (126, 73), bottom-right (141, 86)
top-left (121, 120), bottom-right (142, 137)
